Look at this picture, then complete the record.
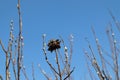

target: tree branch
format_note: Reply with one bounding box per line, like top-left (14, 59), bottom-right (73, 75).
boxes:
top-left (0, 40), bottom-right (7, 54)
top-left (63, 67), bottom-right (75, 80)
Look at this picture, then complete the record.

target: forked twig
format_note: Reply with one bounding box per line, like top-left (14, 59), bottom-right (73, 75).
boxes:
top-left (38, 64), bottom-right (52, 80)
top-left (63, 67), bottom-right (75, 80)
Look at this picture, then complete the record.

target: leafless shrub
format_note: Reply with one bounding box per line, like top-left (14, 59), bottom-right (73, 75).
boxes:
top-left (39, 34), bottom-right (75, 80)
top-left (84, 13), bottom-right (120, 80)
top-left (0, 0), bottom-right (28, 80)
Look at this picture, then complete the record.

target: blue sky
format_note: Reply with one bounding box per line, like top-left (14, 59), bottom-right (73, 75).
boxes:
top-left (0, 0), bottom-right (120, 80)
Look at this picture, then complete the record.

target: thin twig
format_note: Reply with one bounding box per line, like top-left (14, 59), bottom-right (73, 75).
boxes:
top-left (91, 27), bottom-right (105, 70)
top-left (32, 63), bottom-right (35, 80)
top-left (21, 66), bottom-right (29, 80)
top-left (42, 35), bottom-right (59, 76)
top-left (38, 64), bottom-right (52, 80)
top-left (17, 0), bottom-right (23, 79)
top-left (55, 50), bottom-right (62, 80)
top-left (110, 27), bottom-right (119, 80)
top-left (0, 40), bottom-right (7, 54)
top-left (63, 67), bottom-right (75, 80)
top-left (108, 9), bottom-right (120, 32)
top-left (85, 56), bottom-right (95, 80)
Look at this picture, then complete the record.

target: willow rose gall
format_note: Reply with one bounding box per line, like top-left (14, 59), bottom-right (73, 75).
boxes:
top-left (47, 39), bottom-right (61, 52)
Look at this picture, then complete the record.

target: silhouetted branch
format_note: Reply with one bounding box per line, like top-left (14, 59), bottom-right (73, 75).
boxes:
top-left (32, 63), bottom-right (35, 80)
top-left (63, 67), bottom-right (75, 80)
top-left (0, 40), bottom-right (7, 54)
top-left (17, 0), bottom-right (23, 79)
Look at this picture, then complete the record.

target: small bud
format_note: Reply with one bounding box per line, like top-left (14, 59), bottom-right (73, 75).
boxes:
top-left (11, 27), bottom-right (14, 31)
top-left (38, 64), bottom-right (40, 67)
top-left (21, 56), bottom-right (24, 59)
top-left (22, 42), bottom-right (24, 46)
top-left (96, 38), bottom-right (98, 42)
top-left (13, 59), bottom-right (16, 64)
top-left (20, 64), bottom-right (22, 68)
top-left (65, 52), bottom-right (68, 58)
top-left (17, 4), bottom-right (19, 9)
top-left (42, 34), bottom-right (46, 37)
top-left (43, 43), bottom-right (46, 47)
top-left (97, 71), bottom-right (99, 74)
top-left (92, 59), bottom-right (96, 64)
top-left (11, 20), bottom-right (13, 23)
top-left (70, 34), bottom-right (74, 41)
top-left (10, 31), bottom-right (12, 37)
top-left (64, 46), bottom-right (67, 52)
top-left (42, 70), bottom-right (46, 74)
top-left (114, 40), bottom-right (116, 44)
top-left (12, 35), bottom-right (14, 40)
top-left (8, 72), bottom-right (11, 78)
top-left (70, 34), bottom-right (74, 39)
top-left (112, 33), bottom-right (115, 36)
top-left (21, 36), bottom-right (23, 40)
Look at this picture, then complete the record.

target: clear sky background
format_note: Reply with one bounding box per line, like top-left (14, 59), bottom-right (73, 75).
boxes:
top-left (0, 0), bottom-right (120, 80)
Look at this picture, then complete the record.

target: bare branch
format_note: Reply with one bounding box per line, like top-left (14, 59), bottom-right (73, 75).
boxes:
top-left (55, 50), bottom-right (62, 80)
top-left (0, 40), bottom-right (7, 54)
top-left (85, 57), bottom-right (96, 80)
top-left (42, 35), bottom-right (59, 76)
top-left (108, 9), bottom-right (120, 32)
top-left (42, 47), bottom-right (59, 75)
top-left (21, 66), bottom-right (29, 80)
top-left (17, 0), bottom-right (23, 79)
top-left (38, 64), bottom-right (52, 80)
top-left (63, 67), bottom-right (75, 80)
top-left (32, 63), bottom-right (35, 80)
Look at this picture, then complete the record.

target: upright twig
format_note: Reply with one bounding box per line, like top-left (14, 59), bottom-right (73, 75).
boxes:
top-left (21, 66), bottom-right (29, 80)
top-left (108, 9), bottom-right (120, 32)
top-left (110, 27), bottom-right (119, 80)
top-left (0, 41), bottom-right (9, 80)
top-left (42, 34), bottom-right (59, 77)
top-left (84, 50), bottom-right (96, 80)
top-left (0, 20), bottom-right (15, 80)
top-left (91, 27), bottom-right (105, 71)
top-left (59, 35), bottom-right (74, 80)
top-left (106, 25), bottom-right (119, 80)
top-left (17, 0), bottom-right (23, 80)
top-left (55, 50), bottom-right (62, 80)
top-left (69, 34), bottom-right (74, 66)
top-left (84, 37), bottom-right (105, 80)
top-left (38, 64), bottom-right (52, 80)
top-left (41, 34), bottom-right (74, 80)
top-left (32, 63), bottom-right (35, 80)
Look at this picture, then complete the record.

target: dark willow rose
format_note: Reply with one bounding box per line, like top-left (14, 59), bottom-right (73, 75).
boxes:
top-left (48, 39), bottom-right (61, 52)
